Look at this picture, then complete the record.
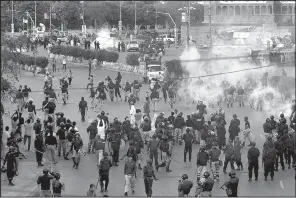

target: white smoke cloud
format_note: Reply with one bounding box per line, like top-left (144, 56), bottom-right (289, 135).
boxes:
top-left (91, 28), bottom-right (119, 49)
top-left (178, 43), bottom-right (294, 118)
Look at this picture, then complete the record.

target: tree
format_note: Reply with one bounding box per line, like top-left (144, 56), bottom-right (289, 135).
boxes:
top-left (165, 59), bottom-right (187, 79)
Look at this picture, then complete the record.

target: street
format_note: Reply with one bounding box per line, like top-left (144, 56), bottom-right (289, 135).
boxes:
top-left (1, 64), bottom-right (295, 197)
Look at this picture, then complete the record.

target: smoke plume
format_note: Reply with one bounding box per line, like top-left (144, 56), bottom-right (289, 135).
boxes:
top-left (91, 28), bottom-right (119, 49)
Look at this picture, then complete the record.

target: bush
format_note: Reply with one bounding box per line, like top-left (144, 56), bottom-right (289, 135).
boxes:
top-left (50, 45), bottom-right (119, 62)
top-left (126, 53), bottom-right (140, 66)
top-left (1, 49), bottom-right (49, 68)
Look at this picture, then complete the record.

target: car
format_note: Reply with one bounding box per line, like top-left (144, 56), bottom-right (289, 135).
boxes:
top-left (162, 34), bottom-right (175, 44)
top-left (147, 64), bottom-right (165, 83)
top-left (148, 43), bottom-right (165, 56)
top-left (127, 41), bottom-right (139, 52)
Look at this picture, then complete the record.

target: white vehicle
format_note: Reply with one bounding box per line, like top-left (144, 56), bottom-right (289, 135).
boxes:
top-left (161, 34), bottom-right (175, 43)
top-left (147, 64), bottom-right (164, 82)
top-left (127, 41), bottom-right (139, 52)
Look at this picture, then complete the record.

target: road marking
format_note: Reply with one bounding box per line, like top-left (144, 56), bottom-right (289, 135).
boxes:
top-left (24, 184), bottom-right (39, 197)
top-left (280, 181), bottom-right (284, 189)
top-left (260, 135), bottom-right (265, 139)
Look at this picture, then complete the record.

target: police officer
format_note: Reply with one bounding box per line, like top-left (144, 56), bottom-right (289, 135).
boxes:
top-left (269, 115), bottom-right (277, 133)
top-left (159, 136), bottom-right (172, 172)
top-left (223, 170), bottom-right (239, 197)
top-left (109, 131), bottom-right (121, 166)
top-left (278, 115), bottom-right (288, 136)
top-left (208, 141), bottom-right (221, 181)
top-left (178, 174), bottom-right (193, 197)
top-left (2, 146), bottom-right (17, 186)
top-left (143, 159), bottom-right (158, 197)
top-left (183, 128), bottom-right (194, 163)
top-left (263, 143), bottom-right (276, 181)
top-left (223, 139), bottom-right (235, 174)
top-left (247, 142), bottom-right (260, 181)
top-left (37, 168), bottom-right (55, 197)
top-left (263, 118), bottom-right (272, 137)
top-left (99, 152), bottom-right (112, 193)
top-left (52, 173), bottom-right (65, 197)
top-left (283, 131), bottom-right (294, 169)
top-left (228, 114), bottom-right (240, 142)
top-left (141, 116), bottom-right (152, 144)
top-left (236, 86), bottom-right (244, 107)
top-left (274, 135), bottom-right (285, 171)
top-left (196, 143), bottom-right (209, 181)
top-left (195, 171), bottom-right (214, 197)
top-left (147, 134), bottom-right (159, 170)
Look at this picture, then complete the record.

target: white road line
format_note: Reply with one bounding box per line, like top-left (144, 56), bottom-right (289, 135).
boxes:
top-left (260, 135), bottom-right (265, 139)
top-left (280, 181), bottom-right (284, 189)
top-left (24, 184), bottom-right (39, 197)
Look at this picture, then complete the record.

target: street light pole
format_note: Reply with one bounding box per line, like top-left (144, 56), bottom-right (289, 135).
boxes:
top-left (134, 1), bottom-right (137, 34)
top-left (49, 3), bottom-right (52, 37)
top-left (34, 1), bottom-right (37, 38)
top-left (187, 1), bottom-right (190, 46)
top-left (11, 0), bottom-right (14, 37)
top-left (119, 1), bottom-right (122, 37)
top-left (155, 1), bottom-right (158, 30)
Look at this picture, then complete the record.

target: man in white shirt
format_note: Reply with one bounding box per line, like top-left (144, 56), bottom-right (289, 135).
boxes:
top-left (62, 56), bottom-right (67, 71)
top-left (1, 126), bottom-right (11, 162)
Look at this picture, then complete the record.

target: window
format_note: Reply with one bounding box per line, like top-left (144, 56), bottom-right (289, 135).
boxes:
top-left (216, 6), bottom-right (222, 16)
top-left (261, 6), bottom-right (267, 14)
top-left (235, 6), bottom-right (240, 16)
top-left (222, 6), bottom-right (228, 16)
top-left (288, 6), bottom-right (292, 14)
top-left (242, 6), bottom-right (247, 16)
top-left (274, 5), bottom-right (281, 14)
top-left (255, 6), bottom-right (260, 15)
top-left (268, 5), bottom-right (273, 14)
top-left (282, 6), bottom-right (288, 14)
top-left (248, 6), bottom-right (254, 15)
top-left (229, 6), bottom-right (234, 16)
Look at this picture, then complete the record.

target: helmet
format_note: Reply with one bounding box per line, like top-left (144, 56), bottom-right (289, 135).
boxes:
top-left (181, 174), bottom-right (189, 180)
top-left (270, 115), bottom-right (275, 119)
top-left (204, 171), bottom-right (210, 178)
top-left (146, 159), bottom-right (152, 165)
top-left (276, 135), bottom-right (281, 139)
top-left (229, 170), bottom-right (236, 177)
top-left (162, 136), bottom-right (168, 141)
top-left (280, 113), bottom-right (284, 118)
top-left (43, 168), bottom-right (49, 175)
top-left (60, 122), bottom-right (65, 127)
top-left (233, 114), bottom-right (237, 118)
top-left (144, 117), bottom-right (149, 121)
top-left (54, 173), bottom-right (60, 180)
top-left (244, 116), bottom-right (248, 120)
top-left (250, 142), bottom-right (256, 146)
top-left (9, 146), bottom-right (15, 151)
top-left (152, 134), bottom-right (157, 139)
top-left (186, 128), bottom-right (191, 132)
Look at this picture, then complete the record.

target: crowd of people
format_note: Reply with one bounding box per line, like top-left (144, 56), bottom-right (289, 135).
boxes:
top-left (1, 69), bottom-right (296, 197)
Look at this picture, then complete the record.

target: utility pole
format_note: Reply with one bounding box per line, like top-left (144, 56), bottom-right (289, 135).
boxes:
top-left (207, 1), bottom-right (212, 71)
top-left (49, 2), bottom-right (52, 36)
top-left (155, 1), bottom-right (158, 30)
top-left (34, 1), bottom-right (37, 38)
top-left (119, 1), bottom-right (122, 37)
top-left (11, 0), bottom-right (14, 37)
top-left (134, 1), bottom-right (137, 35)
top-left (187, 1), bottom-right (190, 46)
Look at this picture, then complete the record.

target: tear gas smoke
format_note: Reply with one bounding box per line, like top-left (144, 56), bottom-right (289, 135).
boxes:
top-left (178, 45), bottom-right (294, 117)
top-left (91, 28), bottom-right (119, 49)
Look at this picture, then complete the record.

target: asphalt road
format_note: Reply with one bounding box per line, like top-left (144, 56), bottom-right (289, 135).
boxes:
top-left (1, 65), bottom-right (295, 197)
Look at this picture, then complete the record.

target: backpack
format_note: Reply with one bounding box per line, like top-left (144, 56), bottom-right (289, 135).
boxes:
top-left (100, 159), bottom-right (111, 171)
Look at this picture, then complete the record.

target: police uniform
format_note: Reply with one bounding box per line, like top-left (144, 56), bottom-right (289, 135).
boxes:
top-left (195, 172), bottom-right (214, 197)
top-left (143, 160), bottom-right (157, 197)
top-left (208, 144), bottom-right (221, 181)
top-left (196, 145), bottom-right (209, 181)
top-left (109, 133), bottom-right (121, 166)
top-left (159, 137), bottom-right (172, 172)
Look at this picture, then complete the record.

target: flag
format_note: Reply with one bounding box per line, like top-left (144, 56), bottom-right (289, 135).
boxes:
top-left (44, 13), bottom-right (49, 19)
top-left (23, 18), bottom-right (28, 23)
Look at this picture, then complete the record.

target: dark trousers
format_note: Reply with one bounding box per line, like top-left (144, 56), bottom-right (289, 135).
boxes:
top-left (228, 191), bottom-right (238, 197)
top-left (223, 157), bottom-right (234, 171)
top-left (86, 83), bottom-right (93, 90)
top-left (112, 148), bottom-right (119, 163)
top-left (264, 162), bottom-right (274, 178)
top-left (149, 151), bottom-right (158, 167)
top-left (68, 78), bottom-right (72, 85)
top-left (100, 174), bottom-right (109, 190)
top-left (36, 151), bottom-right (43, 164)
top-left (52, 65), bottom-right (56, 72)
top-left (23, 135), bottom-right (31, 150)
top-left (63, 64), bottom-right (66, 70)
top-left (284, 148), bottom-right (293, 166)
top-left (248, 161), bottom-right (258, 179)
top-left (184, 145), bottom-right (192, 162)
top-left (275, 152), bottom-right (285, 170)
top-left (81, 111), bottom-right (85, 122)
top-left (144, 178), bottom-right (153, 197)
top-left (115, 89), bottom-right (121, 98)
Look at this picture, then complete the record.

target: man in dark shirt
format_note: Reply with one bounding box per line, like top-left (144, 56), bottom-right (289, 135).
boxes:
top-left (45, 131), bottom-right (58, 164)
top-left (42, 97), bottom-right (49, 120)
top-left (247, 142), bottom-right (260, 181)
top-left (182, 128), bottom-right (194, 162)
top-left (56, 123), bottom-right (67, 159)
top-left (101, 111), bottom-right (109, 129)
top-left (26, 99), bottom-right (36, 121)
top-left (78, 97), bottom-right (88, 122)
top-left (196, 101), bottom-right (207, 115)
top-left (33, 118), bottom-right (42, 135)
top-left (22, 85), bottom-right (32, 103)
top-left (44, 99), bottom-right (56, 116)
top-left (37, 169), bottom-right (55, 196)
top-left (87, 121), bottom-right (98, 153)
top-left (124, 154), bottom-right (137, 196)
top-left (98, 152), bottom-right (112, 192)
top-left (35, 132), bottom-right (45, 166)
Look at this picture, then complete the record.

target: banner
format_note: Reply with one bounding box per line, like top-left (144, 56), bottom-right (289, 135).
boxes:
top-left (23, 18), bottom-right (28, 24)
top-left (44, 13), bottom-right (49, 19)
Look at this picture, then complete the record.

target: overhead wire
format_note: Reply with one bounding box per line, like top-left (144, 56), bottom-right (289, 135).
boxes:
top-left (10, 60), bottom-right (294, 93)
